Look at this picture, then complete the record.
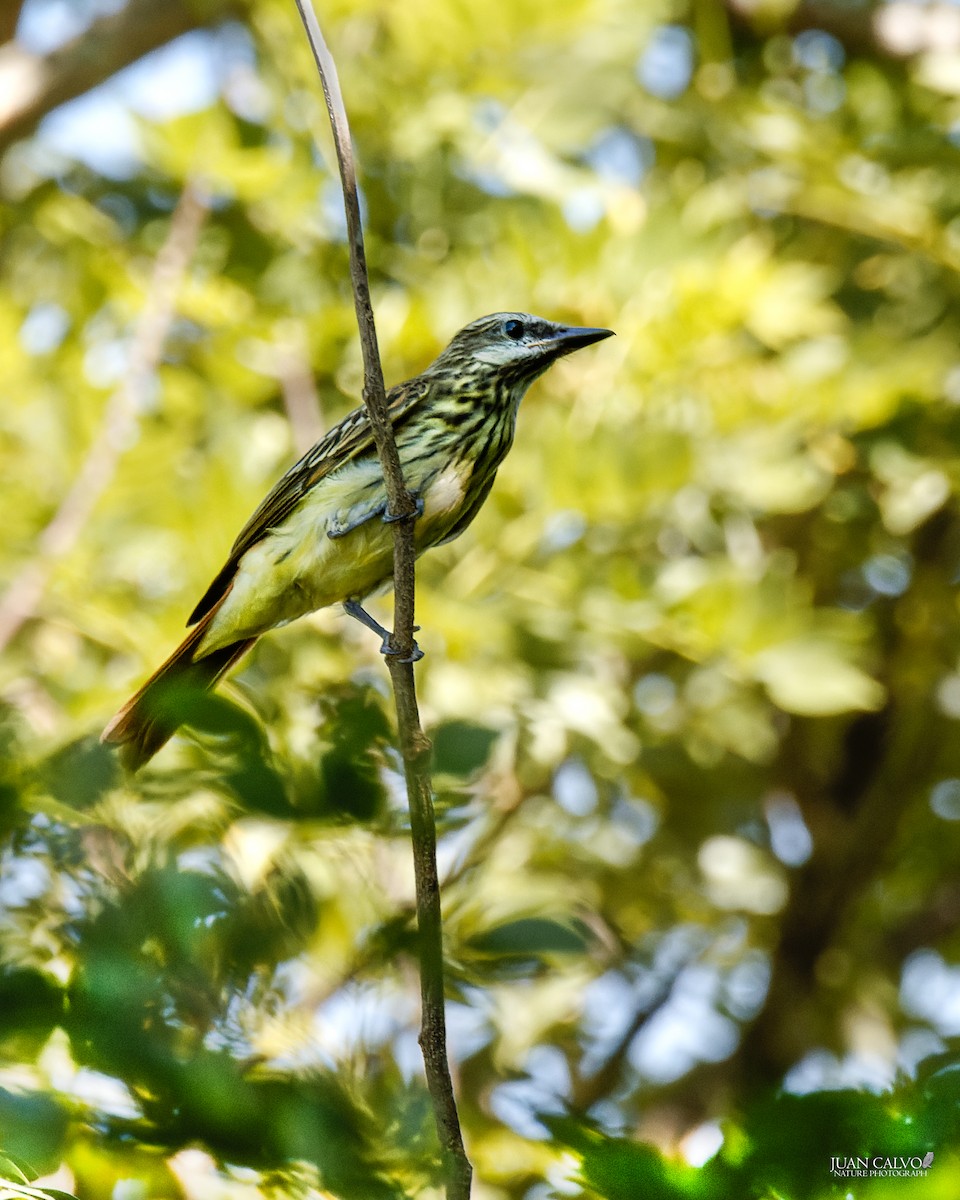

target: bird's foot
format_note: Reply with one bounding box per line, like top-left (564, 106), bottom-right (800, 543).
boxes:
top-left (328, 495), bottom-right (423, 540)
top-left (343, 599), bottom-right (423, 663)
top-left (382, 495), bottom-right (424, 525)
top-left (327, 504), bottom-right (383, 540)
top-left (381, 635), bottom-right (424, 664)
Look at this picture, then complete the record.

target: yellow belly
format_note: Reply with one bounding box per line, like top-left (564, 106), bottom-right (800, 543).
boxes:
top-left (199, 455), bottom-right (471, 653)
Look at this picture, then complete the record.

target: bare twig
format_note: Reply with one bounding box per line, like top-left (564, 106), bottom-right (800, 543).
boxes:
top-left (0, 0), bottom-right (26, 46)
top-left (273, 325), bottom-right (325, 454)
top-left (292, 4), bottom-right (471, 1196)
top-left (569, 946), bottom-right (699, 1115)
top-left (0, 182), bottom-right (208, 655)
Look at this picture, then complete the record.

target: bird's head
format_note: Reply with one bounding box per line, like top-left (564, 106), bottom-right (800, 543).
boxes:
top-left (430, 312), bottom-right (614, 387)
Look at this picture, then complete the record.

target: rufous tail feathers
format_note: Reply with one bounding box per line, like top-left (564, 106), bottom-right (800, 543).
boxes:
top-left (101, 605), bottom-right (256, 772)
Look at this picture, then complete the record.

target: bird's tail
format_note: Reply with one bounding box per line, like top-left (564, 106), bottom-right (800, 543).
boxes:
top-left (101, 607), bottom-right (257, 772)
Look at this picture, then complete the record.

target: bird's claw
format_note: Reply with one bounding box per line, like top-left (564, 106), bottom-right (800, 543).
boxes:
top-left (383, 495), bottom-right (424, 525)
top-left (343, 600), bottom-right (423, 662)
top-left (327, 510), bottom-right (369, 540)
top-left (329, 497), bottom-right (423, 539)
top-left (380, 624), bottom-right (423, 663)
top-left (380, 633), bottom-right (424, 664)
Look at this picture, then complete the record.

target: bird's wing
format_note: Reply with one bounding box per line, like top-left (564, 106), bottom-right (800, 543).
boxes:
top-left (187, 378), bottom-right (427, 625)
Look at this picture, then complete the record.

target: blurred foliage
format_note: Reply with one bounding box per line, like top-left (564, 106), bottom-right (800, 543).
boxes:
top-left (3, 0), bottom-right (960, 1196)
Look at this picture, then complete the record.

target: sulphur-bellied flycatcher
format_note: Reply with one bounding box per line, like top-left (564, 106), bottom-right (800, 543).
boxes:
top-left (102, 312), bottom-right (613, 769)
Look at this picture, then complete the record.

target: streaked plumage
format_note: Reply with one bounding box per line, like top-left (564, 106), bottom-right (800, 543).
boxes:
top-left (102, 312), bottom-right (613, 769)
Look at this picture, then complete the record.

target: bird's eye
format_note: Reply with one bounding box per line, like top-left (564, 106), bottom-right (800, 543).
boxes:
top-left (504, 319), bottom-right (525, 340)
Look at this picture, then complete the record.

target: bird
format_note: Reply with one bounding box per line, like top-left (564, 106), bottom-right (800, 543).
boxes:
top-left (101, 312), bottom-right (614, 769)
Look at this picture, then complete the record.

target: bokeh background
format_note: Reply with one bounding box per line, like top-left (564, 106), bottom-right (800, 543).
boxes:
top-left (2, 0), bottom-right (960, 1196)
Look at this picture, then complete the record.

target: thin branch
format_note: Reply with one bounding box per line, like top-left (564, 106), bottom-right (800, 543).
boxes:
top-left (272, 325), bottom-right (325, 454)
top-left (569, 952), bottom-right (697, 1115)
top-left (0, 0), bottom-right (26, 46)
top-left (291, 5), bottom-right (471, 1196)
top-left (307, 769), bottom-right (530, 1009)
top-left (0, 181), bottom-right (209, 655)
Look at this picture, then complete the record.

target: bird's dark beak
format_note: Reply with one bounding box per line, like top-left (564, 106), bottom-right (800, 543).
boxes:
top-left (539, 325), bottom-right (615, 356)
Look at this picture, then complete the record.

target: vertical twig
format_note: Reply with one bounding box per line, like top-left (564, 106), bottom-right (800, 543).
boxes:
top-left (0, 182), bottom-right (208, 655)
top-left (292, 4), bottom-right (472, 1197)
top-left (273, 325), bottom-right (325, 454)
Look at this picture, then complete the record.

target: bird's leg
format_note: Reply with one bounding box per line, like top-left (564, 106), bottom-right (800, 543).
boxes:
top-left (343, 599), bottom-right (424, 663)
top-left (327, 503), bottom-right (385, 540)
top-left (327, 494), bottom-right (423, 540)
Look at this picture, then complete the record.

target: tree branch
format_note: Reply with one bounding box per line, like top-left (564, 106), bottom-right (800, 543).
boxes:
top-left (723, 0), bottom-right (960, 62)
top-left (272, 324), bottom-right (325, 455)
top-left (292, 4), bottom-right (471, 1196)
top-left (569, 967), bottom-right (688, 1115)
top-left (0, 0), bottom-right (26, 47)
top-left (0, 181), bottom-right (209, 655)
top-left (0, 0), bottom-right (239, 155)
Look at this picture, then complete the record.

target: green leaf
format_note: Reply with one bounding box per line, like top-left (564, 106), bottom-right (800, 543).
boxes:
top-left (318, 748), bottom-right (385, 821)
top-left (752, 638), bottom-right (885, 715)
top-left (0, 968), bottom-right (64, 1042)
top-left (431, 720), bottom-right (499, 777)
top-left (468, 917), bottom-right (591, 956)
top-left (0, 1155), bottom-right (34, 1185)
top-left (37, 736), bottom-right (119, 811)
top-left (0, 1091), bottom-right (67, 1175)
top-left (546, 1118), bottom-right (702, 1200)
